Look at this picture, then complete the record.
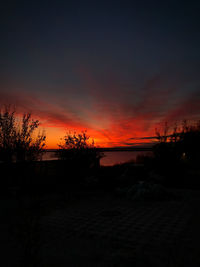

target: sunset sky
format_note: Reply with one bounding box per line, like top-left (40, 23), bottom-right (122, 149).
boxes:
top-left (1, 1), bottom-right (200, 148)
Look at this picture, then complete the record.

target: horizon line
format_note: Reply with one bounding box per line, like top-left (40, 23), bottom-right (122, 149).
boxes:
top-left (45, 144), bottom-right (155, 152)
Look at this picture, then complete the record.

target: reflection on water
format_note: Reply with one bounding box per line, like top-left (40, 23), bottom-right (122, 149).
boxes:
top-left (42, 150), bottom-right (152, 166)
top-left (100, 151), bottom-right (152, 166)
top-left (42, 151), bottom-right (58, 161)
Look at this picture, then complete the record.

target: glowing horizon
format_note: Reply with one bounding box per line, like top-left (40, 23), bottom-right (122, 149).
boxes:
top-left (2, 99), bottom-right (196, 150)
top-left (44, 125), bottom-right (157, 149)
top-left (1, 1), bottom-right (200, 148)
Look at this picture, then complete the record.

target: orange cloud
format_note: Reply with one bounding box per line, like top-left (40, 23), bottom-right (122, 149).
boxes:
top-left (1, 70), bottom-right (200, 149)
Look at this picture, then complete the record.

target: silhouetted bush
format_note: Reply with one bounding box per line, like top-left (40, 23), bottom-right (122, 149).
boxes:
top-left (152, 120), bottom-right (200, 188)
top-left (0, 106), bottom-right (46, 163)
top-left (57, 131), bottom-right (104, 172)
top-left (153, 120), bottom-right (200, 166)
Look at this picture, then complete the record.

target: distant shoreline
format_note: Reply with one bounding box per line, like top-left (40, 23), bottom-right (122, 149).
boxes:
top-left (45, 147), bottom-right (153, 153)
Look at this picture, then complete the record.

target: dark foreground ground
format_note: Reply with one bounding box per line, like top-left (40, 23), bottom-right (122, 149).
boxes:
top-left (1, 188), bottom-right (200, 266)
top-left (1, 162), bottom-right (200, 266)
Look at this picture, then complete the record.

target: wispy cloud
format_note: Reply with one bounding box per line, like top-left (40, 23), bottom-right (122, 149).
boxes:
top-left (1, 63), bottom-right (200, 148)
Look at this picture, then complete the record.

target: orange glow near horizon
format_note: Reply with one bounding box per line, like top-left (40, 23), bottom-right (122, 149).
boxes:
top-left (9, 110), bottom-right (160, 149)
top-left (1, 1), bottom-right (200, 152)
top-left (43, 122), bottom-right (156, 149)
top-left (1, 103), bottom-right (197, 149)
top-left (6, 112), bottom-right (154, 149)
top-left (3, 88), bottom-right (198, 149)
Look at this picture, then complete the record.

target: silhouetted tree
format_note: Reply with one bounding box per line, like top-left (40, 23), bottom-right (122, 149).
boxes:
top-left (0, 106), bottom-right (46, 163)
top-left (155, 121), bottom-right (169, 143)
top-left (57, 131), bottom-right (103, 168)
top-left (178, 120), bottom-right (200, 162)
top-left (153, 120), bottom-right (200, 165)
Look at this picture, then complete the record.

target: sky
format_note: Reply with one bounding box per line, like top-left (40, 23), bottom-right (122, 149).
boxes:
top-left (1, 0), bottom-right (200, 148)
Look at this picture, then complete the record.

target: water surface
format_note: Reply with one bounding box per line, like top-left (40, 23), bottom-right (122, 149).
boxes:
top-left (43, 150), bottom-right (152, 166)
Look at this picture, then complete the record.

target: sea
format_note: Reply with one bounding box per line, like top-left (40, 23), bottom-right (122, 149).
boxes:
top-left (42, 150), bottom-right (153, 166)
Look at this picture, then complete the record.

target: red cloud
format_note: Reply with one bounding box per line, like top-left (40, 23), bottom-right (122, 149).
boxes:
top-left (1, 70), bottom-right (200, 149)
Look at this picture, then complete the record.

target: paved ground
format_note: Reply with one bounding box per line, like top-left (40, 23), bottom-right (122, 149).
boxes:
top-left (41, 197), bottom-right (192, 246)
top-left (1, 189), bottom-right (200, 266)
top-left (39, 189), bottom-right (198, 266)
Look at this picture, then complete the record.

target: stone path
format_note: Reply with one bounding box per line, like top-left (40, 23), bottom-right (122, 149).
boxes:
top-left (40, 190), bottom-right (196, 261)
top-left (2, 189), bottom-right (199, 267)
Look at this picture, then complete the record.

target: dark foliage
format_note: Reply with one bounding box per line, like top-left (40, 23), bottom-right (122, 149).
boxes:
top-left (57, 131), bottom-right (104, 169)
top-left (154, 120), bottom-right (200, 165)
top-left (152, 120), bottom-right (200, 187)
top-left (0, 106), bottom-right (46, 163)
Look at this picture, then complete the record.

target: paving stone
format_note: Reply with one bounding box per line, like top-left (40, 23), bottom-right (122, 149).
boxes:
top-left (39, 190), bottom-right (196, 254)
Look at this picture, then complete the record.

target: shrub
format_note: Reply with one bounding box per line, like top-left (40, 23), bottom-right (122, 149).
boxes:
top-left (57, 131), bottom-right (103, 168)
top-left (0, 106), bottom-right (46, 163)
top-left (153, 120), bottom-right (200, 165)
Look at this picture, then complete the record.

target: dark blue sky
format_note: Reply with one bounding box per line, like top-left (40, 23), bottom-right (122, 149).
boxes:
top-left (1, 0), bottom-right (200, 147)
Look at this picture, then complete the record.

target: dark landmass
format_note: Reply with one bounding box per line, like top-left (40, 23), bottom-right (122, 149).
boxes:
top-left (1, 121), bottom-right (200, 266)
top-left (1, 154), bottom-right (200, 266)
top-left (46, 146), bottom-right (154, 153)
